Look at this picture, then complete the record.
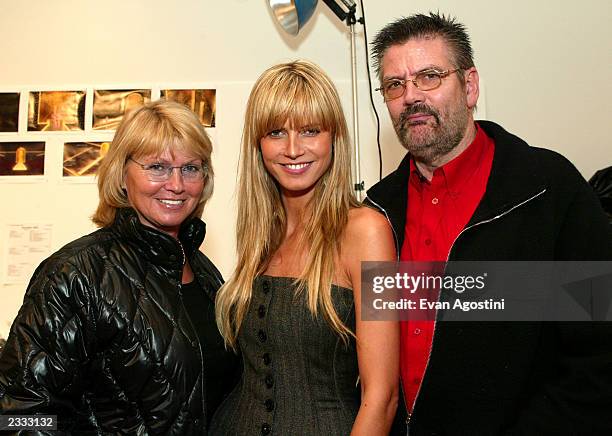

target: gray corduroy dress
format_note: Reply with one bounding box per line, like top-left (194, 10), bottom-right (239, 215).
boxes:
top-left (210, 276), bottom-right (360, 435)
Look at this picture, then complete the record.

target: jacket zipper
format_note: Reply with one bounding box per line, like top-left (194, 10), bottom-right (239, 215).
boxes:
top-left (405, 188), bottom-right (547, 431)
top-left (176, 239), bottom-right (207, 429)
top-left (444, 189), bottom-right (547, 264)
top-left (178, 240), bottom-right (186, 266)
top-left (178, 291), bottom-right (207, 429)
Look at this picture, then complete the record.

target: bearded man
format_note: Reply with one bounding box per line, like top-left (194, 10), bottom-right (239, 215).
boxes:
top-left (365, 12), bottom-right (612, 435)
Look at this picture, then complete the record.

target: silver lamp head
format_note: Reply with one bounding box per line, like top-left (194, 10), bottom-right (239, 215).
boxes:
top-left (268, 0), bottom-right (318, 36)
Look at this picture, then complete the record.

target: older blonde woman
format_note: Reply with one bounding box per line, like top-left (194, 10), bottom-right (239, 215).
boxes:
top-left (0, 100), bottom-right (239, 434)
top-left (213, 61), bottom-right (399, 435)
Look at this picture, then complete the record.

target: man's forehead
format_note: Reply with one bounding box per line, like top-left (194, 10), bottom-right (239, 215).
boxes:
top-left (381, 36), bottom-right (453, 76)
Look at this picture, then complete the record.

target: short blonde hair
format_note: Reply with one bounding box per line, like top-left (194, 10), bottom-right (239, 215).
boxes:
top-left (92, 99), bottom-right (214, 227)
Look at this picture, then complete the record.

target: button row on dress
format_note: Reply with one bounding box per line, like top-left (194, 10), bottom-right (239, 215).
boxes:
top-left (259, 279), bottom-right (272, 436)
top-left (258, 329), bottom-right (267, 343)
top-left (264, 398), bottom-right (274, 412)
top-left (265, 375), bottom-right (274, 389)
top-left (262, 352), bottom-right (271, 366)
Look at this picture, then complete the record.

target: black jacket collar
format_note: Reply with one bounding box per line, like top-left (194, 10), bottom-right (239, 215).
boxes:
top-left (111, 208), bottom-right (206, 268)
top-left (470, 120), bottom-right (547, 225)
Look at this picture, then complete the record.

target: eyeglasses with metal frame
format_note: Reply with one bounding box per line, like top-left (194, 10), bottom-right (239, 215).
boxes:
top-left (129, 158), bottom-right (207, 182)
top-left (376, 68), bottom-right (462, 101)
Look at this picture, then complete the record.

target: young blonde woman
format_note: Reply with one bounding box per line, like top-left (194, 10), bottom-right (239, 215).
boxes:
top-left (212, 60), bottom-right (399, 435)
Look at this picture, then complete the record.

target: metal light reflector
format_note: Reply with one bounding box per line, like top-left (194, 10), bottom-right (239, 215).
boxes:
top-left (268, 0), bottom-right (318, 35)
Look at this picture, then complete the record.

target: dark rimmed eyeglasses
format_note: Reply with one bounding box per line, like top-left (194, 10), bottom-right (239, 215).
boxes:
top-left (376, 68), bottom-right (462, 101)
top-left (129, 158), bottom-right (207, 182)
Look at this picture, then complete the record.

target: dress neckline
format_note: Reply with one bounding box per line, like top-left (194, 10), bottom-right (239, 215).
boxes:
top-left (257, 274), bottom-right (353, 292)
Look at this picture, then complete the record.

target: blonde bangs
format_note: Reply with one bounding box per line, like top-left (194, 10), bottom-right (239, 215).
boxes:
top-left (250, 69), bottom-right (338, 143)
top-left (126, 112), bottom-right (208, 163)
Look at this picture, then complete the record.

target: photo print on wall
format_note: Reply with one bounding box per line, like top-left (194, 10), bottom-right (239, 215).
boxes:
top-left (0, 93), bottom-right (20, 132)
top-left (93, 89), bottom-right (151, 130)
top-left (0, 142), bottom-right (45, 176)
top-left (28, 91), bottom-right (85, 131)
top-left (161, 89), bottom-right (216, 127)
top-left (63, 141), bottom-right (110, 177)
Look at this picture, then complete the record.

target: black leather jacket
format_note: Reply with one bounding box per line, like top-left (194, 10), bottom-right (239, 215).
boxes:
top-left (0, 208), bottom-right (231, 435)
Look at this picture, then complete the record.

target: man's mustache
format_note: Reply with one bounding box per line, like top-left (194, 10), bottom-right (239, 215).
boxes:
top-left (398, 104), bottom-right (440, 126)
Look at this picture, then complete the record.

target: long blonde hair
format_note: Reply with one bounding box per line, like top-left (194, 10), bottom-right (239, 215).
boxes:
top-left (216, 60), bottom-right (359, 349)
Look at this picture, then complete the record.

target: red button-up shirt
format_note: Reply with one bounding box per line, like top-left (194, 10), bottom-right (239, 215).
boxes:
top-left (400, 123), bottom-right (495, 413)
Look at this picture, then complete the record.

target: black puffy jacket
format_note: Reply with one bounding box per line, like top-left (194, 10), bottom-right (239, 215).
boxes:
top-left (0, 208), bottom-right (229, 435)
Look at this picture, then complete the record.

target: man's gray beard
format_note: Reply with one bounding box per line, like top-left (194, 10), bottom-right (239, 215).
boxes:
top-left (394, 105), bottom-right (468, 166)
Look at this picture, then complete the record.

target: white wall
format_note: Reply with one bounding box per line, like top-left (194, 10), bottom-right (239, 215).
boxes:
top-left (1, 0), bottom-right (610, 337)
